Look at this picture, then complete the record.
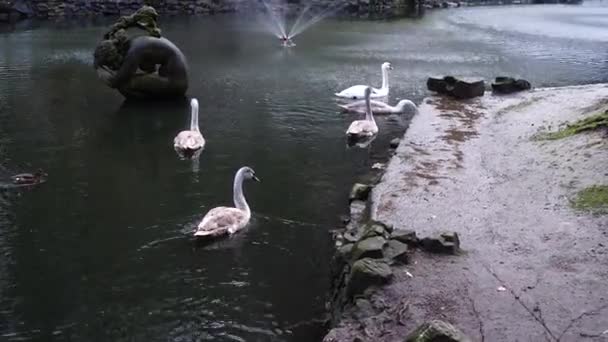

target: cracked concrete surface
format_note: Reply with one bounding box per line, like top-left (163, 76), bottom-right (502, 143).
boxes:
top-left (325, 84), bottom-right (608, 342)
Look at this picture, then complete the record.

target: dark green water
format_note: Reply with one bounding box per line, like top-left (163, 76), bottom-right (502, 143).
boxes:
top-left (1, 3), bottom-right (608, 341)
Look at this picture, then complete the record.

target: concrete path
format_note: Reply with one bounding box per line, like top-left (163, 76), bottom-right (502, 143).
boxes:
top-left (329, 84), bottom-right (608, 341)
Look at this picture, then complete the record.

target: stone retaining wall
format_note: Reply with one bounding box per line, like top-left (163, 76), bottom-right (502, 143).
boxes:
top-left (2, 0), bottom-right (419, 20)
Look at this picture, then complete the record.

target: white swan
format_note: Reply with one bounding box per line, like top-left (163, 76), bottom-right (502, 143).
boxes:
top-left (174, 98), bottom-right (205, 154)
top-left (339, 99), bottom-right (417, 115)
top-left (346, 86), bottom-right (378, 139)
top-left (194, 166), bottom-right (260, 238)
top-left (335, 62), bottom-right (393, 99)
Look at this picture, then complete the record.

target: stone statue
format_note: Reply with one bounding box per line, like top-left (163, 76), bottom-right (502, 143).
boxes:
top-left (93, 6), bottom-right (189, 100)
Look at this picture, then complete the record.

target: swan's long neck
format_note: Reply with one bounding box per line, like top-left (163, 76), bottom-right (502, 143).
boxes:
top-left (381, 66), bottom-right (389, 90)
top-left (365, 93), bottom-right (375, 124)
top-left (190, 99), bottom-right (200, 132)
top-left (233, 171), bottom-right (250, 214)
top-left (395, 101), bottom-right (406, 111)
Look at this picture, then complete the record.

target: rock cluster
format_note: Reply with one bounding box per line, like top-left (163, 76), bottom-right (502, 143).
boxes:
top-left (327, 180), bottom-right (464, 338)
top-left (335, 221), bottom-right (406, 297)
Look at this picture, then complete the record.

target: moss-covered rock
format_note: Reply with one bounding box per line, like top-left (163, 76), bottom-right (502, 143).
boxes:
top-left (352, 236), bottom-right (386, 261)
top-left (350, 183), bottom-right (372, 202)
top-left (384, 239), bottom-right (409, 264)
top-left (406, 320), bottom-right (471, 342)
top-left (348, 258), bottom-right (393, 295)
top-left (338, 243), bottom-right (354, 261)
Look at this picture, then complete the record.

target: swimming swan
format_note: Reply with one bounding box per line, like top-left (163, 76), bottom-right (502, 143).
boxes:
top-left (194, 166), bottom-right (260, 238)
top-left (174, 98), bottom-right (205, 154)
top-left (346, 87), bottom-right (378, 139)
top-left (335, 62), bottom-right (393, 99)
top-left (339, 99), bottom-right (417, 115)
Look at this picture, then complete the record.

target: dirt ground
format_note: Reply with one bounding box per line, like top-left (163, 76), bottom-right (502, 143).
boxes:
top-left (324, 84), bottom-right (608, 342)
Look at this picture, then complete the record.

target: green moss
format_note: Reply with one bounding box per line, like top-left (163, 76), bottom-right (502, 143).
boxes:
top-left (537, 110), bottom-right (608, 140)
top-left (571, 185), bottom-right (608, 215)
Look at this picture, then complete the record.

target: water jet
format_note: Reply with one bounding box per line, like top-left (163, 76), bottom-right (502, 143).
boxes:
top-left (259, 0), bottom-right (345, 47)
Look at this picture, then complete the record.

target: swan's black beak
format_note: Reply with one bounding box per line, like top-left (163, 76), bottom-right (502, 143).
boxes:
top-left (253, 175), bottom-right (261, 182)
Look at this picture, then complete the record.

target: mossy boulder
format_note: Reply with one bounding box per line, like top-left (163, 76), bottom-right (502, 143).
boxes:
top-left (348, 258), bottom-right (393, 295)
top-left (352, 236), bottom-right (386, 261)
top-left (384, 240), bottom-right (409, 264)
top-left (361, 221), bottom-right (393, 239)
top-left (337, 243), bottom-right (354, 261)
top-left (406, 320), bottom-right (471, 342)
top-left (350, 183), bottom-right (372, 202)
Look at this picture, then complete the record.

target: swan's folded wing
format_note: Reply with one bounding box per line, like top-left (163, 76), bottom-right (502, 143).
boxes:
top-left (174, 131), bottom-right (205, 149)
top-left (346, 100), bottom-right (366, 109)
top-left (197, 207), bottom-right (246, 233)
top-left (336, 85), bottom-right (367, 98)
top-left (346, 120), bottom-right (368, 135)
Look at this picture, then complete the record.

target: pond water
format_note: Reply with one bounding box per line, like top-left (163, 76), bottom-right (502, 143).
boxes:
top-left (1, 2), bottom-right (607, 341)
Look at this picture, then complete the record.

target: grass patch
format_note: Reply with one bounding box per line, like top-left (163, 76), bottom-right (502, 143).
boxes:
top-left (537, 110), bottom-right (608, 140)
top-left (571, 185), bottom-right (608, 215)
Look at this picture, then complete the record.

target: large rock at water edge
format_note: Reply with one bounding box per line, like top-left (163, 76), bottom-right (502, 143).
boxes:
top-left (349, 183), bottom-right (372, 203)
top-left (361, 221), bottom-right (392, 239)
top-left (348, 258), bottom-right (393, 295)
top-left (406, 320), bottom-right (472, 342)
top-left (352, 236), bottom-right (386, 261)
top-left (491, 76), bottom-right (532, 94)
top-left (427, 76), bottom-right (485, 99)
top-left (390, 138), bottom-right (401, 149)
top-left (384, 239), bottom-right (409, 264)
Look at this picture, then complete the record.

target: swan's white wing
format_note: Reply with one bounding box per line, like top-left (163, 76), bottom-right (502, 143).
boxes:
top-left (369, 88), bottom-right (388, 98)
top-left (335, 85), bottom-right (368, 99)
top-left (174, 130), bottom-right (205, 150)
top-left (370, 100), bottom-right (392, 111)
top-left (195, 207), bottom-right (248, 236)
top-left (346, 120), bottom-right (378, 136)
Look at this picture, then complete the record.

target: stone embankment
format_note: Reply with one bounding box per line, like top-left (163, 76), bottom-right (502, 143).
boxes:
top-left (0, 0), bottom-right (415, 20)
top-left (325, 84), bottom-right (608, 341)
